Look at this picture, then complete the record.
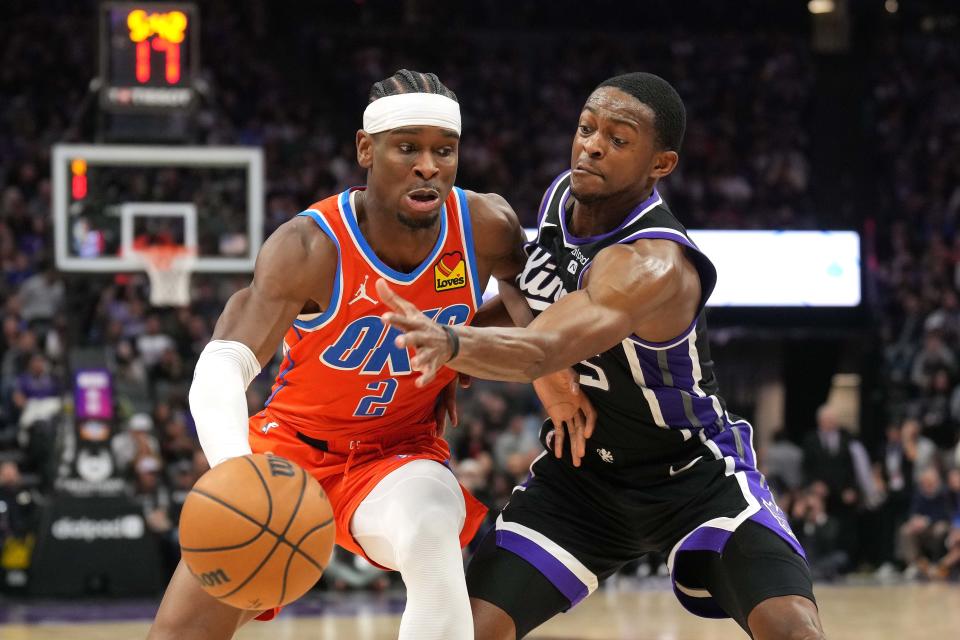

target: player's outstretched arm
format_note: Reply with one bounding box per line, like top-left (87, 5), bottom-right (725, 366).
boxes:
top-left (461, 192), bottom-right (596, 465)
top-left (190, 217), bottom-right (337, 466)
top-left (379, 238), bottom-right (701, 384)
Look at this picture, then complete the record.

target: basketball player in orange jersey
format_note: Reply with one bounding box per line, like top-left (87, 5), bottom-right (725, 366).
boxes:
top-left (147, 70), bottom-right (594, 640)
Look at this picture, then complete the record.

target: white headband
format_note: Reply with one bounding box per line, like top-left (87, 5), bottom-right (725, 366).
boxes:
top-left (362, 93), bottom-right (461, 135)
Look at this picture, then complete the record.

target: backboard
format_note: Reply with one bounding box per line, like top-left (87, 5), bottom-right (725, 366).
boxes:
top-left (52, 144), bottom-right (263, 273)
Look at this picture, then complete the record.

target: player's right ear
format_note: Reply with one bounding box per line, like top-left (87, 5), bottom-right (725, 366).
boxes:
top-left (356, 130), bottom-right (374, 169)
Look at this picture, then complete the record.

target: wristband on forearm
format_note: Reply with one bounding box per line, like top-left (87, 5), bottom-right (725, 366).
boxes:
top-left (441, 325), bottom-right (460, 361)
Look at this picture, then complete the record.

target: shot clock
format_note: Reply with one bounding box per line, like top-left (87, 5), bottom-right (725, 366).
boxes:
top-left (99, 2), bottom-right (198, 113)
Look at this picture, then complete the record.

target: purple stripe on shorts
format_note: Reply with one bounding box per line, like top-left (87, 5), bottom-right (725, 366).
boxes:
top-left (674, 587), bottom-right (729, 619)
top-left (496, 529), bottom-right (590, 606)
top-left (671, 526), bottom-right (734, 619)
top-left (675, 524), bottom-right (733, 554)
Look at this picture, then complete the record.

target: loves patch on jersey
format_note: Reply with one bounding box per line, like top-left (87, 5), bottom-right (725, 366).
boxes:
top-left (434, 251), bottom-right (467, 292)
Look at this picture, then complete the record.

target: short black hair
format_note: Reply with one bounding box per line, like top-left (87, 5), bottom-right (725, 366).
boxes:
top-left (595, 72), bottom-right (686, 152)
top-left (368, 69), bottom-right (457, 104)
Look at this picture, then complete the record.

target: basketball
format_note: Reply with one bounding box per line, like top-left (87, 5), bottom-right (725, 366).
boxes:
top-left (178, 454), bottom-right (335, 610)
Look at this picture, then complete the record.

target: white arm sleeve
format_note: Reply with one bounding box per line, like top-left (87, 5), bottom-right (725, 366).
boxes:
top-left (189, 340), bottom-right (262, 467)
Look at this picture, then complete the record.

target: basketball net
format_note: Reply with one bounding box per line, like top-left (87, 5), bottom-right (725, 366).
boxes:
top-left (133, 246), bottom-right (196, 307)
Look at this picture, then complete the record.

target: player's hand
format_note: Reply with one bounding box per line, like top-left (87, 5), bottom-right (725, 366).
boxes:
top-left (533, 368), bottom-right (597, 467)
top-left (377, 278), bottom-right (453, 387)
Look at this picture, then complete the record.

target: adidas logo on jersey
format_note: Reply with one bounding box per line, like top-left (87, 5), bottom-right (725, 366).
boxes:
top-left (434, 251), bottom-right (466, 291)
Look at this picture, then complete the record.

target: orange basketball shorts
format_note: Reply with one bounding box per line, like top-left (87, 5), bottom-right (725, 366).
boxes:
top-left (246, 411), bottom-right (487, 561)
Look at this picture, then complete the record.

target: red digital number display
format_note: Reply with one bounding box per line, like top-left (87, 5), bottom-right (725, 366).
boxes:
top-left (127, 9), bottom-right (187, 85)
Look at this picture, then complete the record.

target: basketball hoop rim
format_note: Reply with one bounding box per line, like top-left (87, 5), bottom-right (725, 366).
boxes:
top-left (131, 245), bottom-right (197, 271)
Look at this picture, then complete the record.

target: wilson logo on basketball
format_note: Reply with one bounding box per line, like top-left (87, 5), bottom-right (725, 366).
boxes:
top-left (198, 569), bottom-right (231, 587)
top-left (267, 456), bottom-right (295, 477)
top-left (434, 251), bottom-right (466, 291)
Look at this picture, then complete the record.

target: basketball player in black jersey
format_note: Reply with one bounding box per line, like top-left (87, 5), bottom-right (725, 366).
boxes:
top-left (378, 72), bottom-right (825, 640)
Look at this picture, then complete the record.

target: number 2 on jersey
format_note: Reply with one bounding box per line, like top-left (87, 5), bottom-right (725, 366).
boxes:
top-left (354, 378), bottom-right (398, 417)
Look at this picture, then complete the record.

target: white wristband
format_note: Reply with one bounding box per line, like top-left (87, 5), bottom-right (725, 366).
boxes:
top-left (189, 340), bottom-right (261, 467)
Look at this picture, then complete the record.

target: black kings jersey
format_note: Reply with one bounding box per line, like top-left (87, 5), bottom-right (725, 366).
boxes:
top-left (521, 171), bottom-right (728, 465)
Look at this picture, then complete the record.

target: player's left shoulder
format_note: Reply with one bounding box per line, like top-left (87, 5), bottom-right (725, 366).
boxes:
top-left (624, 236), bottom-right (691, 265)
top-left (464, 191), bottom-right (519, 234)
top-left (462, 190), bottom-right (524, 260)
top-left (589, 239), bottom-right (699, 301)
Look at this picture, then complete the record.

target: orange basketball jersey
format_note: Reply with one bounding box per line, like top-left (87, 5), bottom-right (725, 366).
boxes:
top-left (261, 186), bottom-right (483, 440)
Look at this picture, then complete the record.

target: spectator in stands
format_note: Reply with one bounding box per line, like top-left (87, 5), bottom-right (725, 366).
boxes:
top-left (0, 315), bottom-right (19, 362)
top-left (175, 312), bottom-right (210, 363)
top-left (136, 314), bottom-right (175, 370)
top-left (0, 457), bottom-right (37, 587)
top-left (16, 260), bottom-right (63, 329)
top-left (802, 404), bottom-right (859, 510)
top-left (916, 368), bottom-right (957, 448)
top-left (109, 334), bottom-right (148, 385)
top-left (901, 417), bottom-right (938, 482)
top-left (166, 459), bottom-right (196, 534)
top-left (493, 414), bottom-right (540, 475)
top-left (112, 413), bottom-right (161, 476)
top-left (2, 252), bottom-right (32, 289)
top-left (159, 415), bottom-right (196, 465)
top-left (910, 330), bottom-right (956, 391)
top-left (132, 455), bottom-right (177, 576)
top-left (0, 460), bottom-right (33, 542)
top-left (900, 466), bottom-right (952, 579)
top-left (151, 348), bottom-right (189, 400)
top-left (475, 389), bottom-right (510, 434)
top-left (803, 404), bottom-right (862, 562)
top-left (455, 458), bottom-right (492, 513)
top-left (877, 421), bottom-right (915, 568)
top-left (929, 469), bottom-right (960, 579)
top-left (0, 328), bottom-right (36, 394)
top-left (762, 427), bottom-right (804, 491)
top-left (926, 289), bottom-right (960, 345)
top-left (790, 488), bottom-right (848, 580)
top-left (453, 417), bottom-right (494, 464)
top-left (12, 353), bottom-right (60, 429)
top-left (119, 298), bottom-right (148, 340)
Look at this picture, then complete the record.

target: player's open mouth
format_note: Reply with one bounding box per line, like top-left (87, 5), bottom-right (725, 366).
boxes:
top-left (404, 189), bottom-right (441, 212)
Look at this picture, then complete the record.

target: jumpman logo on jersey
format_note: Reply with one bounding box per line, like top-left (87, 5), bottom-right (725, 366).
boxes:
top-left (261, 421), bottom-right (279, 435)
top-left (349, 275), bottom-right (377, 306)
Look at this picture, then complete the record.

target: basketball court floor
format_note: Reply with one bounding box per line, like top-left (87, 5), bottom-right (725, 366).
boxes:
top-left (1, 582), bottom-right (956, 639)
